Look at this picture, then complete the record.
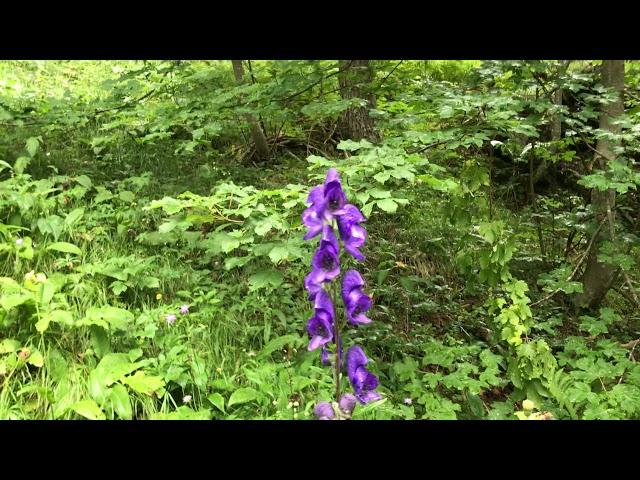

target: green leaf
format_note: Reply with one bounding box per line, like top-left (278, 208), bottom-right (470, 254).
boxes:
top-left (369, 188), bottom-right (392, 199)
top-left (208, 393), bottom-right (225, 413)
top-left (376, 198), bottom-right (398, 213)
top-left (75, 175), bottom-right (92, 188)
top-left (119, 191), bottom-right (135, 203)
top-left (91, 325), bottom-right (111, 359)
top-left (26, 137), bottom-right (39, 157)
top-left (0, 339), bottom-right (20, 354)
top-left (64, 208), bottom-right (85, 228)
top-left (373, 171), bottom-right (391, 184)
top-left (122, 371), bottom-right (165, 396)
top-left (108, 384), bottom-right (132, 420)
top-left (80, 306), bottom-right (134, 331)
top-left (27, 350), bottom-right (44, 367)
top-left (46, 242), bottom-right (82, 256)
top-left (228, 387), bottom-right (259, 407)
top-left (248, 270), bottom-right (284, 291)
top-left (14, 156), bottom-right (30, 174)
top-left (38, 281), bottom-right (56, 306)
top-left (71, 399), bottom-right (106, 420)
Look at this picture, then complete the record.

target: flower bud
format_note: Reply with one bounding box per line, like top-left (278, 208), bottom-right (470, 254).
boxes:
top-left (339, 393), bottom-right (357, 415)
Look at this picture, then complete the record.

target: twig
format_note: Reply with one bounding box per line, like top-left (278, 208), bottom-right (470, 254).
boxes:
top-left (377, 60), bottom-right (403, 89)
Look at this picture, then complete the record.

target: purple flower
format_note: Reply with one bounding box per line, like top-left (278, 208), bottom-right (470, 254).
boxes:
top-left (304, 271), bottom-right (323, 301)
top-left (314, 402), bottom-right (335, 420)
top-left (306, 289), bottom-right (334, 351)
top-left (347, 345), bottom-right (381, 404)
top-left (321, 346), bottom-right (330, 365)
top-left (342, 270), bottom-right (372, 325)
top-left (322, 168), bottom-right (348, 221)
top-left (302, 186), bottom-right (325, 240)
top-left (337, 204), bottom-right (367, 261)
top-left (165, 314), bottom-right (176, 325)
top-left (301, 169), bottom-right (349, 240)
top-left (308, 226), bottom-right (340, 285)
top-left (180, 304), bottom-right (189, 315)
top-left (339, 393), bottom-right (357, 415)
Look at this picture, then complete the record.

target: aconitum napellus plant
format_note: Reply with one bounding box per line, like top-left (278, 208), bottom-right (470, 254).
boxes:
top-left (303, 168), bottom-right (381, 420)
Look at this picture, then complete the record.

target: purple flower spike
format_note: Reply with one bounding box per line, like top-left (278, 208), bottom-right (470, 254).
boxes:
top-left (347, 345), bottom-right (381, 404)
top-left (314, 402), bottom-right (335, 420)
top-left (306, 290), bottom-right (334, 351)
top-left (339, 393), bottom-right (357, 415)
top-left (180, 305), bottom-right (189, 315)
top-left (342, 270), bottom-right (372, 325)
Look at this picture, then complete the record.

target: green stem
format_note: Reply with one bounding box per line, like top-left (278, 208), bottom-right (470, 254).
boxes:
top-left (331, 280), bottom-right (341, 403)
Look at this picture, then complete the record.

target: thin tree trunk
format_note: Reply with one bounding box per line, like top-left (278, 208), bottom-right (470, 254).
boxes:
top-left (573, 60), bottom-right (624, 309)
top-left (337, 60), bottom-right (380, 143)
top-left (534, 60), bottom-right (571, 184)
top-left (231, 60), bottom-right (270, 161)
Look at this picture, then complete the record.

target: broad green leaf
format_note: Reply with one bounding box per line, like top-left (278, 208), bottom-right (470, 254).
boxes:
top-left (208, 393), bottom-right (225, 413)
top-left (38, 281), bottom-right (56, 306)
top-left (71, 399), bottom-right (106, 420)
top-left (26, 137), bottom-right (39, 157)
top-left (248, 270), bottom-right (284, 291)
top-left (376, 198), bottom-right (398, 213)
top-left (122, 371), bottom-right (165, 396)
top-left (119, 190), bottom-right (135, 203)
top-left (27, 350), bottom-right (44, 367)
top-left (228, 387), bottom-right (259, 407)
top-left (46, 242), bottom-right (82, 256)
top-left (108, 384), bottom-right (132, 420)
top-left (0, 339), bottom-right (20, 354)
top-left (81, 306), bottom-right (134, 331)
top-left (64, 208), bottom-right (85, 227)
top-left (75, 175), bottom-right (92, 188)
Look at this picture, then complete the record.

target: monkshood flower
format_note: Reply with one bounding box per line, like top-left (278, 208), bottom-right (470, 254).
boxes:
top-left (303, 167), bottom-right (381, 418)
top-left (339, 393), bottom-right (357, 416)
top-left (347, 345), bottom-right (381, 404)
top-left (314, 402), bottom-right (335, 420)
top-left (314, 393), bottom-right (358, 420)
top-left (180, 304), bottom-right (189, 315)
top-left (306, 289), bottom-right (335, 351)
top-left (301, 168), bottom-right (348, 239)
top-left (308, 225), bottom-right (340, 285)
top-left (336, 204), bottom-right (367, 261)
top-left (342, 270), bottom-right (372, 325)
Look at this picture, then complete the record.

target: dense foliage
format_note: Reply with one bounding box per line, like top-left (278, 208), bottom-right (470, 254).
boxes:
top-left (1, 59), bottom-right (639, 420)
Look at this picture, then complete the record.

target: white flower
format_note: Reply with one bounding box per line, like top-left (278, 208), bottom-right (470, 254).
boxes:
top-left (183, 395), bottom-right (192, 403)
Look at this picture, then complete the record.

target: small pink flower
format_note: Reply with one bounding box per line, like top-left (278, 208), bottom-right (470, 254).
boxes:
top-left (165, 314), bottom-right (177, 325)
top-left (403, 398), bottom-right (412, 405)
top-left (180, 305), bottom-right (189, 315)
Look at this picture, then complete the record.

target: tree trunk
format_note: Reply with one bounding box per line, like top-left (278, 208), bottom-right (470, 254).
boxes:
top-left (231, 60), bottom-right (270, 161)
top-left (337, 60), bottom-right (380, 143)
top-left (573, 60), bottom-right (624, 309)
